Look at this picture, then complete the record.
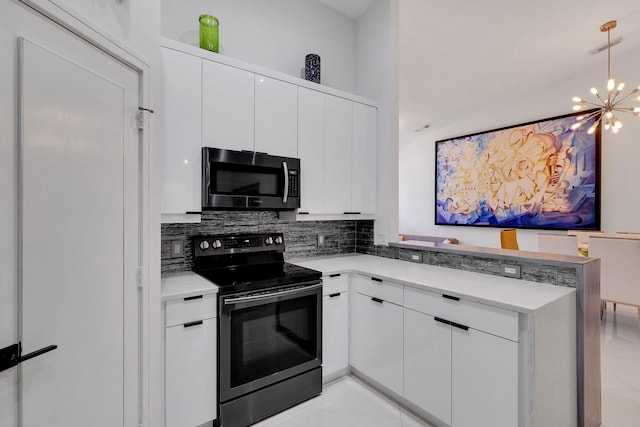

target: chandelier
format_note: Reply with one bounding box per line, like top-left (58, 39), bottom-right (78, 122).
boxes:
top-left (571, 20), bottom-right (640, 134)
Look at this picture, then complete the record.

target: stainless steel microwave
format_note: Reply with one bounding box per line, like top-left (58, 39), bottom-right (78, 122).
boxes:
top-left (202, 147), bottom-right (300, 210)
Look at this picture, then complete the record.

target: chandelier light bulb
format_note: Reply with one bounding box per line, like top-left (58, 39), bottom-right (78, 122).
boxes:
top-left (571, 20), bottom-right (639, 134)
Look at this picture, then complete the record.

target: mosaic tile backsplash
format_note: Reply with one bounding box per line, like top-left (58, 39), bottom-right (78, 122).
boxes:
top-left (161, 211), bottom-right (576, 287)
top-left (161, 211), bottom-right (375, 273)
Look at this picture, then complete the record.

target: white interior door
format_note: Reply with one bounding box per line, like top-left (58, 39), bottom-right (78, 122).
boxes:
top-left (18, 35), bottom-right (139, 427)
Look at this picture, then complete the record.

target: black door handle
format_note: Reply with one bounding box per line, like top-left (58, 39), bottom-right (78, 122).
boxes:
top-left (0, 342), bottom-right (58, 373)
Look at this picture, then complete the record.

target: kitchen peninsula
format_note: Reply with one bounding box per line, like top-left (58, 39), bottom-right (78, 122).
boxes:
top-left (294, 244), bottom-right (600, 427)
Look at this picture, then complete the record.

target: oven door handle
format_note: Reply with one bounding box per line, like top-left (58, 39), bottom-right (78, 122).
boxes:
top-left (223, 283), bottom-right (321, 305)
top-left (282, 161), bottom-right (289, 204)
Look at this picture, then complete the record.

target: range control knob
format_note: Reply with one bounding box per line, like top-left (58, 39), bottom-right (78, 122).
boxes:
top-left (199, 240), bottom-right (210, 250)
top-left (212, 239), bottom-right (222, 249)
top-left (274, 236), bottom-right (283, 245)
top-left (265, 237), bottom-right (274, 245)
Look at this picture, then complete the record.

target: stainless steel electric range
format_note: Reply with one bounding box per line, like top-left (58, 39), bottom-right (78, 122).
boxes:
top-left (192, 233), bottom-right (322, 427)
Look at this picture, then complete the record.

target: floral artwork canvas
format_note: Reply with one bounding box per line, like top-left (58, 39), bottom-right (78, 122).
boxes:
top-left (435, 111), bottom-right (600, 230)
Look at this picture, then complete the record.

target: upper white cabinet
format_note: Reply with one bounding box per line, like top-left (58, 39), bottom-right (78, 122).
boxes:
top-left (297, 88), bottom-right (377, 216)
top-left (324, 95), bottom-right (352, 214)
top-left (161, 47), bottom-right (202, 214)
top-left (160, 39), bottom-right (377, 220)
top-left (298, 87), bottom-right (326, 214)
top-left (254, 75), bottom-right (298, 157)
top-left (202, 60), bottom-right (254, 152)
top-left (351, 103), bottom-right (377, 214)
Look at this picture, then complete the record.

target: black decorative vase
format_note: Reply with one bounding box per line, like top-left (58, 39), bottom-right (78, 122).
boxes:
top-left (305, 54), bottom-right (321, 84)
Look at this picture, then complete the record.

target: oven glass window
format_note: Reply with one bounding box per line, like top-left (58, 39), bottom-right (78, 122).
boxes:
top-left (214, 168), bottom-right (280, 196)
top-left (230, 295), bottom-right (318, 388)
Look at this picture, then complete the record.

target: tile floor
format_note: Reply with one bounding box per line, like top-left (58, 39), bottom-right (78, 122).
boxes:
top-left (252, 375), bottom-right (433, 427)
top-left (255, 304), bottom-right (640, 427)
top-left (601, 304), bottom-right (640, 427)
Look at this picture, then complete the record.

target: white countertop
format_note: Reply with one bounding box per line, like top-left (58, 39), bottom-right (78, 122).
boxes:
top-left (161, 271), bottom-right (218, 301)
top-left (292, 254), bottom-right (574, 313)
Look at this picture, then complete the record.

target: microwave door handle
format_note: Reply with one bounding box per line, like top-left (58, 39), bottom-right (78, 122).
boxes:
top-left (282, 161), bottom-right (289, 203)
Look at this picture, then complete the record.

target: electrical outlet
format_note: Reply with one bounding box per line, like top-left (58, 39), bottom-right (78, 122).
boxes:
top-left (170, 240), bottom-right (184, 258)
top-left (375, 232), bottom-right (388, 246)
top-left (317, 234), bottom-right (325, 246)
top-left (502, 264), bottom-right (521, 278)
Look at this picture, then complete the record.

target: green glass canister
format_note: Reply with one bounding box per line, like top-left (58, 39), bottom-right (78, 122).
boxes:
top-left (199, 14), bottom-right (219, 53)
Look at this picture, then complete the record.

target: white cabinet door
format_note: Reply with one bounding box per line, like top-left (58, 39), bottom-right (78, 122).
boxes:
top-left (350, 292), bottom-right (403, 395)
top-left (166, 318), bottom-right (217, 427)
top-left (161, 47), bottom-right (202, 214)
top-left (451, 327), bottom-right (518, 427)
top-left (298, 88), bottom-right (325, 213)
top-left (322, 291), bottom-right (349, 378)
top-left (202, 60), bottom-right (254, 152)
top-left (255, 75), bottom-right (298, 157)
top-left (404, 308), bottom-right (452, 425)
top-left (351, 102), bottom-right (377, 214)
top-left (324, 96), bottom-right (352, 214)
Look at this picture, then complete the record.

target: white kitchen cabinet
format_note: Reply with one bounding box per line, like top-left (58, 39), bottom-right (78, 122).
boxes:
top-left (298, 87), bottom-right (326, 214)
top-left (452, 327), bottom-right (518, 427)
top-left (202, 59), bottom-right (254, 152)
top-left (254, 75), bottom-right (298, 157)
top-left (404, 308), bottom-right (452, 425)
top-left (351, 102), bottom-right (377, 214)
top-left (322, 273), bottom-right (349, 380)
top-left (350, 275), bottom-right (403, 396)
top-left (161, 47), bottom-right (202, 214)
top-left (297, 90), bottom-right (376, 217)
top-left (165, 295), bottom-right (217, 427)
top-left (403, 285), bottom-right (518, 427)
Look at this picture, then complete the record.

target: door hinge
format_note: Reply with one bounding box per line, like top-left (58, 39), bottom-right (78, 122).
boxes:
top-left (136, 107), bottom-right (154, 131)
top-left (137, 267), bottom-right (144, 288)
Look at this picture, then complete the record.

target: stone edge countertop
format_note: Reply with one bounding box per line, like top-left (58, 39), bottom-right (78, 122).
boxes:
top-left (161, 271), bottom-right (218, 301)
top-left (292, 254), bottom-right (575, 313)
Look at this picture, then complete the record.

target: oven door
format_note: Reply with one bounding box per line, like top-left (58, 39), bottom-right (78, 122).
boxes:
top-left (218, 281), bottom-right (322, 403)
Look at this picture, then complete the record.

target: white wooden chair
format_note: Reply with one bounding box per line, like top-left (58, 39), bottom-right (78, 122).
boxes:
top-left (537, 233), bottom-right (579, 256)
top-left (588, 236), bottom-right (640, 321)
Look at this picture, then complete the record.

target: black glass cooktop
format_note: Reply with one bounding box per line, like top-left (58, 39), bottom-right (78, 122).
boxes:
top-left (195, 262), bottom-right (321, 295)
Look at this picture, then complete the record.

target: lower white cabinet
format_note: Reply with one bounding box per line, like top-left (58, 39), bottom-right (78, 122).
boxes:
top-left (350, 276), bottom-right (403, 396)
top-left (403, 286), bottom-right (518, 427)
top-left (451, 326), bottom-right (518, 427)
top-left (165, 296), bottom-right (217, 427)
top-left (322, 273), bottom-right (349, 379)
top-left (404, 308), bottom-right (452, 424)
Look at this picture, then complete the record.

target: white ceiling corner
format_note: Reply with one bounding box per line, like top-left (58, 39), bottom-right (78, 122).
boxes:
top-left (315, 0), bottom-right (375, 20)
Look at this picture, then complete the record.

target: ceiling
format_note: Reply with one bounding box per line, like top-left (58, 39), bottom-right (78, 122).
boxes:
top-left (316, 0), bottom-right (375, 19)
top-left (318, 0), bottom-right (640, 138)
top-left (399, 0), bottom-right (640, 137)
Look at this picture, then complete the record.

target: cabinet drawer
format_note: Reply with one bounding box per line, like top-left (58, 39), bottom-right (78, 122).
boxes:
top-left (351, 273), bottom-right (403, 306)
top-left (166, 293), bottom-right (217, 327)
top-left (322, 273), bottom-right (349, 295)
top-left (404, 286), bottom-right (518, 342)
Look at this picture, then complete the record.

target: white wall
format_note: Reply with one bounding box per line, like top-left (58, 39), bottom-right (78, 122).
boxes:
top-left (356, 0), bottom-right (399, 245)
top-left (161, 0), bottom-right (357, 93)
top-left (399, 47), bottom-right (640, 251)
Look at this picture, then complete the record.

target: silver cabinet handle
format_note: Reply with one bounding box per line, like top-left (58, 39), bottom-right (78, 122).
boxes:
top-left (282, 161), bottom-right (289, 203)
